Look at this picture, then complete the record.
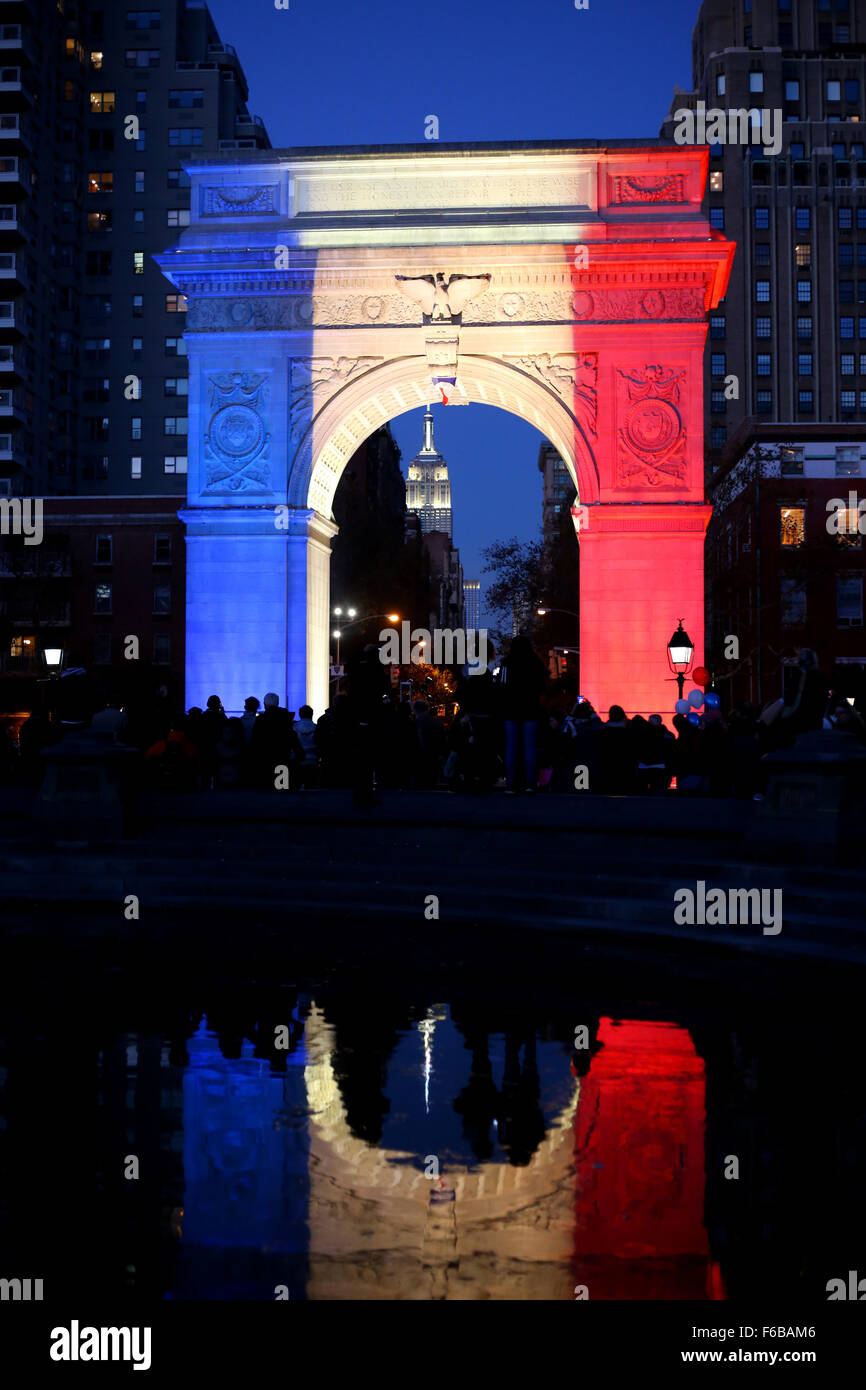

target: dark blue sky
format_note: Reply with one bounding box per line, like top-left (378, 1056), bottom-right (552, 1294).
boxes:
top-left (207, 0), bottom-right (700, 609)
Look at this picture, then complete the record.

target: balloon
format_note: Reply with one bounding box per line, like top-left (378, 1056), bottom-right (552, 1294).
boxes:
top-left (687, 711), bottom-right (701, 726)
top-left (688, 689), bottom-right (704, 708)
top-left (704, 691), bottom-right (721, 709)
top-left (693, 666), bottom-right (710, 686)
top-left (675, 699), bottom-right (690, 715)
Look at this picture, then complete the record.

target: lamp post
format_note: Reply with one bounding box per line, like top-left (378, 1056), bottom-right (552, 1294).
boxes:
top-left (667, 620), bottom-right (695, 701)
top-left (330, 610), bottom-right (400, 685)
top-left (41, 645), bottom-right (64, 723)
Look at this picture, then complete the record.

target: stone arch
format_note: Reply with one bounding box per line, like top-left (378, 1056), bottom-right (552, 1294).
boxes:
top-left (289, 352), bottom-right (599, 518)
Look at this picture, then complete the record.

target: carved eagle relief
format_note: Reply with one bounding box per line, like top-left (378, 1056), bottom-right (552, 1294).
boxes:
top-left (395, 271), bottom-right (491, 322)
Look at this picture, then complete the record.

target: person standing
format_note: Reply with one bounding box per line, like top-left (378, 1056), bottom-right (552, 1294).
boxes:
top-left (499, 635), bottom-right (548, 794)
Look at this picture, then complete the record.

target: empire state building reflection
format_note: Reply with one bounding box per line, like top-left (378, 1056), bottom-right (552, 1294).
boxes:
top-left (176, 1006), bottom-right (721, 1300)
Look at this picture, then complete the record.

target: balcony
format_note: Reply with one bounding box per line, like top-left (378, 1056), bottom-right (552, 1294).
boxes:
top-left (0, 387), bottom-right (23, 423)
top-left (0, 345), bottom-right (19, 376)
top-left (0, 251), bottom-right (24, 287)
top-left (0, 66), bottom-right (29, 104)
top-left (0, 155), bottom-right (24, 191)
top-left (0, 300), bottom-right (19, 333)
top-left (0, 23), bottom-right (32, 61)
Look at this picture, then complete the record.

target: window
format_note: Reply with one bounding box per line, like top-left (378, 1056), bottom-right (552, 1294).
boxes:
top-left (799, 389), bottom-right (814, 412)
top-left (785, 81), bottom-right (799, 101)
top-left (710, 170), bottom-right (723, 192)
top-left (164, 377), bottom-right (188, 396)
top-left (827, 80), bottom-right (842, 102)
top-left (164, 337), bottom-right (187, 356)
top-left (87, 211), bottom-right (112, 231)
top-left (839, 208), bottom-right (853, 231)
top-left (153, 584), bottom-right (171, 615)
top-left (135, 130), bottom-right (146, 151)
top-left (136, 90), bottom-right (147, 110)
top-left (842, 353), bottom-right (856, 375)
top-left (94, 581), bottom-right (112, 615)
top-left (756, 353), bottom-right (771, 376)
top-left (798, 353), bottom-right (813, 375)
top-left (126, 9), bottom-right (161, 26)
top-left (131, 338), bottom-right (143, 358)
top-left (797, 280), bottom-right (812, 302)
top-left (131, 417), bottom-right (142, 440)
top-left (755, 208), bottom-right (770, 229)
top-left (153, 633), bottom-right (171, 665)
top-left (133, 251), bottom-right (144, 274)
top-left (95, 534), bottom-right (112, 564)
top-left (841, 390), bottom-right (857, 411)
top-left (756, 316), bottom-right (771, 338)
top-left (134, 170), bottom-right (145, 193)
top-left (781, 447), bottom-right (804, 476)
top-left (859, 354), bottom-right (866, 374)
top-left (89, 91), bottom-right (115, 113)
top-left (166, 209), bottom-right (190, 228)
top-left (711, 389), bottom-right (726, 411)
top-left (836, 445), bottom-right (860, 475)
top-left (154, 534), bottom-right (172, 564)
top-left (836, 509), bottom-right (862, 547)
top-left (840, 280), bottom-right (855, 302)
top-left (750, 71), bottom-right (764, 93)
top-left (781, 578), bottom-right (807, 626)
top-left (92, 634), bottom-right (111, 666)
top-left (83, 378), bottom-right (110, 402)
top-left (797, 316), bottom-right (813, 338)
top-left (163, 454), bottom-right (187, 473)
top-left (711, 352), bottom-right (726, 376)
top-left (165, 294), bottom-right (187, 313)
top-left (756, 390), bottom-right (772, 413)
top-left (756, 280), bottom-right (771, 302)
top-left (838, 576), bottom-right (863, 626)
top-left (841, 316), bottom-right (854, 338)
top-left (166, 168), bottom-right (190, 188)
top-left (840, 245), bottom-right (854, 268)
top-left (84, 338), bottom-right (111, 361)
top-left (164, 417), bottom-right (187, 435)
top-left (168, 89), bottom-right (203, 108)
top-left (87, 171), bottom-right (113, 193)
top-left (133, 209), bottom-right (144, 224)
top-left (125, 49), bottom-right (160, 67)
top-left (710, 315), bottom-right (726, 338)
top-left (716, 74), bottom-right (725, 96)
top-left (755, 243), bottom-right (770, 264)
top-left (795, 244), bottom-right (811, 268)
top-left (132, 295), bottom-right (143, 317)
top-left (709, 208), bottom-right (725, 230)
top-left (711, 426), bottom-right (726, 449)
top-left (795, 207), bottom-right (811, 231)
top-left (86, 250), bottom-right (111, 275)
top-left (130, 455), bottom-right (142, 478)
top-left (168, 128), bottom-right (203, 146)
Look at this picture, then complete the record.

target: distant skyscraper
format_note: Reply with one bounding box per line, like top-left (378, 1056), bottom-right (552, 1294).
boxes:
top-left (406, 407), bottom-right (452, 537)
top-left (463, 579), bottom-right (480, 630)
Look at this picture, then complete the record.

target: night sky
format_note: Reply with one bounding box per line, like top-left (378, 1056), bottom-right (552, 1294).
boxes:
top-left (206, 0), bottom-right (700, 614)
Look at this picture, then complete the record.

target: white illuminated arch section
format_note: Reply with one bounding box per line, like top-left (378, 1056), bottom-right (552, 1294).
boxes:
top-left (290, 354), bottom-right (599, 520)
top-left (302, 1005), bottom-right (579, 1300)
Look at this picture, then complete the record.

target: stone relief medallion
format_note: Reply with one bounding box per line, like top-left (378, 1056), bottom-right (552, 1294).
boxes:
top-left (572, 291), bottom-right (594, 319)
top-left (229, 300), bottom-right (253, 326)
top-left (641, 290), bottom-right (664, 318)
top-left (623, 399), bottom-right (680, 457)
top-left (500, 292), bottom-right (524, 318)
top-left (295, 297), bottom-right (314, 324)
top-left (211, 404), bottom-right (265, 462)
top-left (363, 296), bottom-right (384, 320)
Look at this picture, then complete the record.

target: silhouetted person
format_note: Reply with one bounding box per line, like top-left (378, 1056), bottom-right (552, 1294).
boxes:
top-left (251, 692), bottom-right (302, 789)
top-left (500, 635), bottom-right (547, 793)
top-left (295, 704), bottom-right (319, 788)
top-left (594, 704), bottom-right (636, 794)
top-left (198, 695), bottom-right (227, 789)
top-left (346, 645), bottom-right (390, 806)
top-left (780, 647), bottom-right (829, 741)
top-left (215, 718), bottom-right (245, 789)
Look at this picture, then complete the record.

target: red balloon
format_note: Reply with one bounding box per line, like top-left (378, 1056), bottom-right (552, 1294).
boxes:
top-left (692, 666), bottom-right (710, 686)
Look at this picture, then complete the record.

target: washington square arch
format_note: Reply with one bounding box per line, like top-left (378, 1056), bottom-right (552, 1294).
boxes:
top-left (156, 140), bottom-right (735, 718)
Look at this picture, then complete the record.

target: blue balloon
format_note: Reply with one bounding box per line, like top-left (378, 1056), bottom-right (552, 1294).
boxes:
top-left (675, 698), bottom-right (690, 715)
top-left (687, 689), bottom-right (704, 708)
top-left (704, 691), bottom-right (721, 709)
top-left (687, 711), bottom-right (701, 726)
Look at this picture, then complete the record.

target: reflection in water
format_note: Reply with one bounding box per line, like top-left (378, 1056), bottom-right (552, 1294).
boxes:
top-left (0, 976), bottom-right (862, 1301)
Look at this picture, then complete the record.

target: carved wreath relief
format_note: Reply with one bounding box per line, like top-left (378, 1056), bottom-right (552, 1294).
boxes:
top-left (616, 364), bottom-right (687, 489)
top-left (204, 372), bottom-right (271, 494)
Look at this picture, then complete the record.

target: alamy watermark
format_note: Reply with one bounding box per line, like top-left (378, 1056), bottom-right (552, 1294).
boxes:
top-left (826, 492), bottom-right (866, 536)
top-left (673, 880), bottom-right (782, 935)
top-left (673, 100), bottom-right (782, 157)
top-left (379, 622), bottom-right (488, 673)
top-left (0, 496), bottom-right (42, 546)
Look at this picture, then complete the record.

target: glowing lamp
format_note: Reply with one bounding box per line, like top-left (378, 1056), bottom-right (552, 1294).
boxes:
top-left (667, 621), bottom-right (694, 674)
top-left (43, 647), bottom-right (64, 670)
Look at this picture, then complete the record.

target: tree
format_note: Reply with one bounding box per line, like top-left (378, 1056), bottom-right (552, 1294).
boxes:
top-left (481, 536), bottom-right (545, 648)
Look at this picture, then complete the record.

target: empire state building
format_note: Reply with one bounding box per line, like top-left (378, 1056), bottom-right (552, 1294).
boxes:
top-left (406, 407), bottom-right (452, 538)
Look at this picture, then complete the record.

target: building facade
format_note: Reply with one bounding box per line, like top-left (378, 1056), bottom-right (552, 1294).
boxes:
top-left (707, 422), bottom-right (866, 708)
top-left (0, 0), bottom-right (268, 501)
top-left (662, 0), bottom-right (866, 475)
top-left (405, 407), bottom-right (453, 538)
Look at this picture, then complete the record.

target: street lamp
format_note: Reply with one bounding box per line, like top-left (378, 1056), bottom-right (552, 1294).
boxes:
top-left (537, 605), bottom-right (579, 620)
top-left (667, 619), bottom-right (695, 700)
top-left (40, 645), bottom-right (64, 724)
top-left (43, 647), bottom-right (64, 670)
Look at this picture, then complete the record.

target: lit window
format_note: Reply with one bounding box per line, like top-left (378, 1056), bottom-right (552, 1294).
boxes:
top-left (755, 281), bottom-right (771, 302)
top-left (89, 91), bottom-right (115, 113)
top-left (164, 417), bottom-right (187, 436)
top-left (130, 456), bottom-right (142, 478)
top-left (798, 353), bottom-right (812, 375)
top-left (710, 170), bottom-right (723, 192)
top-left (842, 354), bottom-right (855, 375)
top-left (827, 80), bottom-right (842, 102)
top-left (716, 74), bottom-right (725, 97)
top-left (780, 447), bottom-right (804, 475)
top-left (750, 71), bottom-right (764, 92)
top-left (166, 209), bottom-right (190, 227)
top-left (795, 244), bottom-right (811, 268)
top-left (163, 455), bottom-right (187, 473)
top-left (94, 582), bottom-right (112, 614)
top-left (756, 353), bottom-right (771, 376)
top-left (90, 51), bottom-right (103, 70)
top-left (836, 446), bottom-right (861, 476)
top-left (785, 81), bottom-right (799, 101)
top-left (131, 417), bottom-right (142, 439)
top-left (164, 378), bottom-right (188, 396)
top-left (165, 294), bottom-right (187, 313)
top-left (133, 251), bottom-right (144, 274)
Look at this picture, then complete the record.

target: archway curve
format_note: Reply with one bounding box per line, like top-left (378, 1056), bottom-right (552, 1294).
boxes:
top-left (289, 353), bottom-right (600, 518)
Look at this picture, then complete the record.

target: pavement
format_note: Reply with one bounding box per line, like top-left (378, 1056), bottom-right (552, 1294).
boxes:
top-left (0, 786), bottom-right (863, 970)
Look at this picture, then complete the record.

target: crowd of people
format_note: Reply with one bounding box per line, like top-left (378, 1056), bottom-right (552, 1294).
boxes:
top-left (3, 640), bottom-right (862, 802)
